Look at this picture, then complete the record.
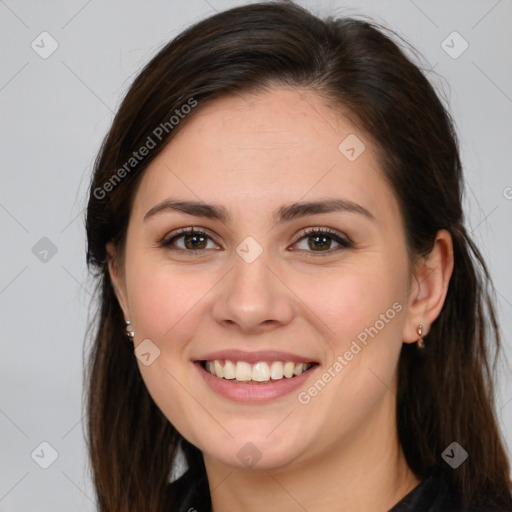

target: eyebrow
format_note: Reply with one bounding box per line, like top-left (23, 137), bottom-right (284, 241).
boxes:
top-left (143, 197), bottom-right (376, 225)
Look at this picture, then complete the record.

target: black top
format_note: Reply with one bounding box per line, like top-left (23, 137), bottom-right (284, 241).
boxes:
top-left (389, 475), bottom-right (512, 512)
top-left (167, 471), bottom-right (512, 511)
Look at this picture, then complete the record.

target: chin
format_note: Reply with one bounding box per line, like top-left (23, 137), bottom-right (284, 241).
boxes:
top-left (198, 428), bottom-right (311, 471)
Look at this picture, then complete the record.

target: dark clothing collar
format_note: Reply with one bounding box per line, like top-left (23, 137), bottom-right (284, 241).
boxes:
top-left (167, 471), bottom-right (512, 511)
top-left (388, 475), bottom-right (512, 511)
top-left (388, 475), bottom-right (460, 511)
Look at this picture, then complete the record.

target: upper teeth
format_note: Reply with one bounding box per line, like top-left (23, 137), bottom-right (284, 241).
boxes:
top-left (205, 360), bottom-right (312, 382)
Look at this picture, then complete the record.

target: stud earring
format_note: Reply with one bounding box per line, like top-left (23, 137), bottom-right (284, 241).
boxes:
top-left (417, 324), bottom-right (425, 348)
top-left (125, 320), bottom-right (135, 339)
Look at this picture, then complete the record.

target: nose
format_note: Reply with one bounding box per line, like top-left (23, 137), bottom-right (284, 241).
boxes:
top-left (212, 249), bottom-right (295, 334)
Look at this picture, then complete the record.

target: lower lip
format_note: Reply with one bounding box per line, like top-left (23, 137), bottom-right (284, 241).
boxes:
top-left (195, 362), bottom-right (318, 403)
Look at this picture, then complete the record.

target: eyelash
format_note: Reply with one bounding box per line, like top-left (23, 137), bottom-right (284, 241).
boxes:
top-left (159, 226), bottom-right (353, 258)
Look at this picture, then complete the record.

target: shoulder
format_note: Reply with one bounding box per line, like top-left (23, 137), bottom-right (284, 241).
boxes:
top-left (389, 475), bottom-right (512, 512)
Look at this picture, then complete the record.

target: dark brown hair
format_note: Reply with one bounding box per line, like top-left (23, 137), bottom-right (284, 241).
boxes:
top-left (84, 1), bottom-right (512, 510)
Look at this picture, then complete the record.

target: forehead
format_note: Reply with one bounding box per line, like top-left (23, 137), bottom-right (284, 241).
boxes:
top-left (131, 88), bottom-right (401, 227)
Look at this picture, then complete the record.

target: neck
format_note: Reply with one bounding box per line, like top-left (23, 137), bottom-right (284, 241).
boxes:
top-left (203, 394), bottom-right (420, 512)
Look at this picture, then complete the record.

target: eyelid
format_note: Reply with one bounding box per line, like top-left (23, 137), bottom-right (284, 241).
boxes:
top-left (294, 226), bottom-right (351, 243)
top-left (159, 226), bottom-right (220, 248)
top-left (290, 226), bottom-right (353, 257)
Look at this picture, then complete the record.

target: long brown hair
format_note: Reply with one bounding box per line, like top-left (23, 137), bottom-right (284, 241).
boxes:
top-left (84, 2), bottom-right (511, 510)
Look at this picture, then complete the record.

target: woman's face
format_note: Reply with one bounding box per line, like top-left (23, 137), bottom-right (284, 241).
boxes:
top-left (112, 88), bottom-right (418, 472)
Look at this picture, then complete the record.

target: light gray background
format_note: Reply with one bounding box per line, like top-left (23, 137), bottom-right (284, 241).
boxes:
top-left (1, 0), bottom-right (511, 510)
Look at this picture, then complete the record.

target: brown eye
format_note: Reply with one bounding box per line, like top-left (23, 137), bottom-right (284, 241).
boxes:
top-left (161, 228), bottom-right (218, 253)
top-left (291, 228), bottom-right (353, 257)
top-left (182, 232), bottom-right (208, 250)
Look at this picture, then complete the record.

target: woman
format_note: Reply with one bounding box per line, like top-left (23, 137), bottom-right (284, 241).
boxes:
top-left (84, 2), bottom-right (512, 511)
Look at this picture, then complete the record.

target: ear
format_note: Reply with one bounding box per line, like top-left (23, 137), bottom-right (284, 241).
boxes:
top-left (402, 229), bottom-right (454, 343)
top-left (106, 242), bottom-right (129, 319)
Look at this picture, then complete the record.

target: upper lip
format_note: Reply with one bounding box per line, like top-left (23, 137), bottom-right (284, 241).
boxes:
top-left (196, 349), bottom-right (318, 364)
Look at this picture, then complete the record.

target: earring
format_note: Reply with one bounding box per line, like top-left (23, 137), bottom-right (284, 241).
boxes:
top-left (417, 324), bottom-right (425, 348)
top-left (125, 320), bottom-right (135, 339)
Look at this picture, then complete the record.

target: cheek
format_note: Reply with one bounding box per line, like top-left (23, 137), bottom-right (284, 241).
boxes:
top-left (126, 257), bottom-right (209, 345)
top-left (124, 257), bottom-right (215, 445)
top-left (303, 265), bottom-right (406, 346)
top-left (302, 262), bottom-right (408, 416)
top-left (296, 267), bottom-right (406, 417)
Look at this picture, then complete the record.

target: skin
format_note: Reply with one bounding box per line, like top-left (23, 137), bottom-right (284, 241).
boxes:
top-left (108, 88), bottom-right (454, 512)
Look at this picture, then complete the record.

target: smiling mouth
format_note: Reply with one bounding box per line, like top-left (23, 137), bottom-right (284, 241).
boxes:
top-left (200, 359), bottom-right (318, 384)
